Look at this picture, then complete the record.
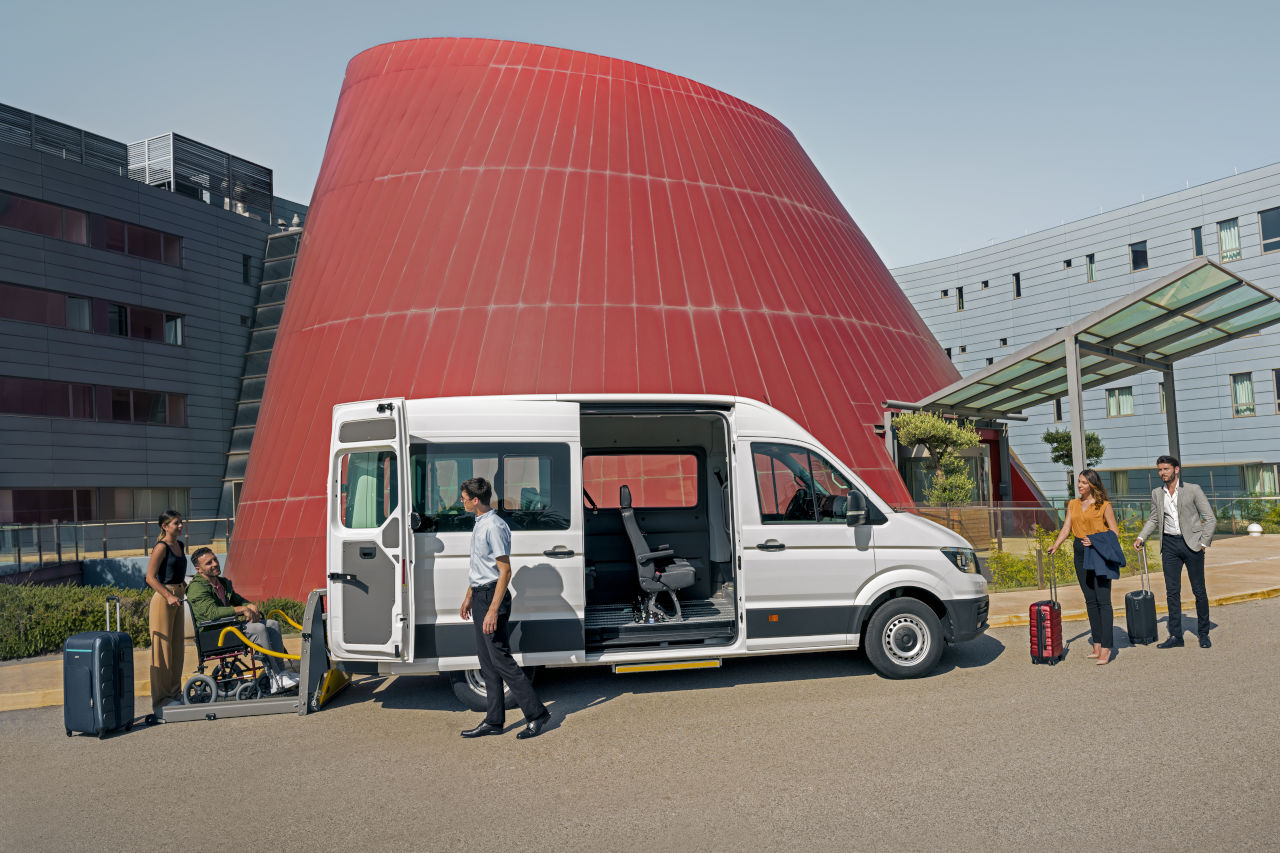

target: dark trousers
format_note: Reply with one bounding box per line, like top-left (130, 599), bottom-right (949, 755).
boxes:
top-left (471, 582), bottom-right (546, 726)
top-left (1161, 534), bottom-right (1210, 638)
top-left (1073, 539), bottom-right (1114, 649)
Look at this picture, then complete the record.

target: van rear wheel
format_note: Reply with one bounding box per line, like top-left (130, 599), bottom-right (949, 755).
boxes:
top-left (864, 598), bottom-right (944, 679)
top-left (449, 667), bottom-right (537, 712)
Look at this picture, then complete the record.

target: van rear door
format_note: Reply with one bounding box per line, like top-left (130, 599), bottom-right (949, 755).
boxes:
top-left (327, 398), bottom-right (413, 662)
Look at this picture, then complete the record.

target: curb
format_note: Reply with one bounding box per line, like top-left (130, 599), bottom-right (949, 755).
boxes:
top-left (986, 585), bottom-right (1280, 628)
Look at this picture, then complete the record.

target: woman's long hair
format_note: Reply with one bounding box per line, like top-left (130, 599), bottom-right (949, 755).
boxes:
top-left (1079, 469), bottom-right (1109, 504)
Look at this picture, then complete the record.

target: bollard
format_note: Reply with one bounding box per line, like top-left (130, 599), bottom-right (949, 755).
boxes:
top-left (102, 522), bottom-right (108, 559)
top-left (1036, 548), bottom-right (1045, 590)
top-left (55, 521), bottom-right (62, 564)
top-left (141, 520), bottom-right (148, 556)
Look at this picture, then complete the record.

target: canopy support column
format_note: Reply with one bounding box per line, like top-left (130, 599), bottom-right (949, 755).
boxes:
top-left (1163, 367), bottom-right (1180, 460)
top-left (997, 423), bottom-right (1012, 501)
top-left (1065, 334), bottom-right (1086, 477)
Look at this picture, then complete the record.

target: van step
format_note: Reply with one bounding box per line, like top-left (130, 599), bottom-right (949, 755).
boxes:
top-left (613, 659), bottom-right (721, 674)
top-left (584, 598), bottom-right (733, 630)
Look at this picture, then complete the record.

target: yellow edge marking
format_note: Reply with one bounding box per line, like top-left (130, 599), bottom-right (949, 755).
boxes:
top-left (614, 660), bottom-right (721, 674)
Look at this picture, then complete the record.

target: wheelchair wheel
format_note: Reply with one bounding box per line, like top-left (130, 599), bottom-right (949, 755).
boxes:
top-left (182, 674), bottom-right (217, 705)
top-left (211, 660), bottom-right (247, 696)
top-left (235, 681), bottom-right (261, 701)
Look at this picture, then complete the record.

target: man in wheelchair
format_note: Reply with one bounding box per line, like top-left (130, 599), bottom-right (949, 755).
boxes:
top-left (187, 547), bottom-right (299, 693)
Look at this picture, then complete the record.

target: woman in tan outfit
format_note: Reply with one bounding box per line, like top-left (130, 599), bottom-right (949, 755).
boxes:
top-left (1048, 470), bottom-right (1120, 665)
top-left (145, 510), bottom-right (188, 721)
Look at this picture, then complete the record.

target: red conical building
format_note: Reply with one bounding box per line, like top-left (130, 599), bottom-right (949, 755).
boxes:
top-left (230, 38), bottom-right (958, 599)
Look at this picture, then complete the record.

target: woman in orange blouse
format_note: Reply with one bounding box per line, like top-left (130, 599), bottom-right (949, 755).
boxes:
top-left (1048, 469), bottom-right (1120, 664)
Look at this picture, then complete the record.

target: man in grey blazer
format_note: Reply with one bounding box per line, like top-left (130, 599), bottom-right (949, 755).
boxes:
top-left (1134, 455), bottom-right (1217, 648)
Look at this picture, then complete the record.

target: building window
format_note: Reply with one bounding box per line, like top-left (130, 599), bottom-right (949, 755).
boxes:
top-left (0, 190), bottom-right (180, 265)
top-left (1012, 272), bottom-right (1021, 298)
top-left (1054, 399), bottom-right (1064, 422)
top-left (981, 280), bottom-right (989, 289)
top-left (243, 254), bottom-right (253, 284)
top-left (65, 296), bottom-right (92, 331)
top-left (944, 347), bottom-right (952, 359)
top-left (1086, 253), bottom-right (1095, 282)
top-left (999, 338), bottom-right (1008, 347)
top-left (164, 314), bottom-right (183, 346)
top-left (107, 304), bottom-right (129, 337)
top-left (1112, 470), bottom-right (1131, 497)
top-left (1260, 207), bottom-right (1280, 255)
top-left (1231, 372), bottom-right (1255, 417)
top-left (958, 345), bottom-right (967, 353)
top-left (1159, 381), bottom-right (1166, 413)
top-left (941, 289), bottom-right (949, 298)
top-left (1063, 258), bottom-right (1072, 269)
top-left (985, 357), bottom-right (994, 365)
top-left (1219, 218), bottom-right (1241, 262)
top-left (956, 286), bottom-right (964, 311)
top-left (1275, 369), bottom-right (1280, 414)
top-left (1129, 240), bottom-right (1148, 271)
top-left (1106, 387), bottom-right (1134, 418)
top-left (0, 377), bottom-right (95, 419)
top-left (1192, 226), bottom-right (1204, 257)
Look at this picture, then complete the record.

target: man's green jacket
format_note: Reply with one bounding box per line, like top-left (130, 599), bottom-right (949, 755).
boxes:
top-left (187, 573), bottom-right (250, 625)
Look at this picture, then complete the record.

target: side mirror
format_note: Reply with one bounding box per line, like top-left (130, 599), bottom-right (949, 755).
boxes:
top-left (846, 491), bottom-right (869, 527)
top-left (409, 511), bottom-right (434, 533)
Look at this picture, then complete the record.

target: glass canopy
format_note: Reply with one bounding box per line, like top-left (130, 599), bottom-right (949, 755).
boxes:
top-left (913, 259), bottom-right (1280, 419)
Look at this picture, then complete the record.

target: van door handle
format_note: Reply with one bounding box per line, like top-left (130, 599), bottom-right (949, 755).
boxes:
top-left (358, 547), bottom-right (376, 560)
top-left (543, 547), bottom-right (576, 558)
top-left (757, 540), bottom-right (785, 552)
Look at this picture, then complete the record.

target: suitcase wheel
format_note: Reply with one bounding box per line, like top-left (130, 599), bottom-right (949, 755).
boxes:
top-left (66, 730), bottom-right (72, 738)
top-left (97, 731), bottom-right (106, 740)
top-left (124, 721), bottom-right (133, 732)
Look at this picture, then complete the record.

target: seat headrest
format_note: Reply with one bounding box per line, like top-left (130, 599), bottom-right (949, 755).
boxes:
top-left (619, 484), bottom-right (632, 508)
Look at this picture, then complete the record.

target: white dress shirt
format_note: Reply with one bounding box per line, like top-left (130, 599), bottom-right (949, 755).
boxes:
top-left (1161, 483), bottom-right (1181, 536)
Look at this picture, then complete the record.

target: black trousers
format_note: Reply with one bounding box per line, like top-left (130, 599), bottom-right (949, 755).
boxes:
top-left (1161, 534), bottom-right (1210, 638)
top-left (471, 582), bottom-right (546, 726)
top-left (1073, 539), bottom-right (1114, 649)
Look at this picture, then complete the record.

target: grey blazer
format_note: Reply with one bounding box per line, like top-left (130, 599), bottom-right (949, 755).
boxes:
top-left (1137, 481), bottom-right (1216, 550)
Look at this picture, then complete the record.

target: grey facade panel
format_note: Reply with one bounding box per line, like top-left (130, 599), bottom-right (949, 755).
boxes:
top-left (893, 162), bottom-right (1280, 500)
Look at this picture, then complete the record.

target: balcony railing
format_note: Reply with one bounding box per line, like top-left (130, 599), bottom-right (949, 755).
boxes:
top-left (0, 518), bottom-right (234, 572)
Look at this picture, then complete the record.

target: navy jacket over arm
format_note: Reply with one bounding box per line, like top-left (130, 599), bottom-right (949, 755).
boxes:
top-left (1083, 529), bottom-right (1126, 579)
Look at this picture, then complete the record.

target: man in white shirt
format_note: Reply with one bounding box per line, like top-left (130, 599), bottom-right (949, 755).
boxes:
top-left (457, 477), bottom-right (551, 739)
top-left (1135, 455), bottom-right (1217, 648)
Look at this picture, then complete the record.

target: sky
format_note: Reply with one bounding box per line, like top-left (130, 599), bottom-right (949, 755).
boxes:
top-left (3, 0), bottom-right (1278, 268)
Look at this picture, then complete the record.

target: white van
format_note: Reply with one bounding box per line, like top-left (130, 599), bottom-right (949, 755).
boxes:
top-left (326, 394), bottom-right (988, 710)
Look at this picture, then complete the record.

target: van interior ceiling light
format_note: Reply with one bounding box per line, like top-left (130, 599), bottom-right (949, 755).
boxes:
top-left (940, 547), bottom-right (979, 573)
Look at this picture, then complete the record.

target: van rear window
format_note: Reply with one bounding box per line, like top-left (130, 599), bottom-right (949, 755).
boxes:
top-left (583, 453), bottom-right (699, 509)
top-left (410, 442), bottom-right (571, 532)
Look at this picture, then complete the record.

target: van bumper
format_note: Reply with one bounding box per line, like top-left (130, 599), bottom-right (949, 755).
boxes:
top-left (943, 595), bottom-right (989, 642)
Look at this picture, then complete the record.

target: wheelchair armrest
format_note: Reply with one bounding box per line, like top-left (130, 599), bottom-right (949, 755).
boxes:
top-left (637, 548), bottom-right (675, 566)
top-left (196, 615), bottom-right (244, 631)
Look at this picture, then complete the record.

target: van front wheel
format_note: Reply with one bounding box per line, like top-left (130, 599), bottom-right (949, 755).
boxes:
top-left (449, 667), bottom-right (537, 712)
top-left (864, 598), bottom-right (944, 679)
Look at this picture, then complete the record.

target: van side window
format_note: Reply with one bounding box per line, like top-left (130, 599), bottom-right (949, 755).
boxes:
top-left (752, 443), bottom-right (859, 524)
top-left (337, 450), bottom-right (398, 529)
top-left (582, 453), bottom-right (700, 508)
top-left (410, 442), bottom-right (571, 532)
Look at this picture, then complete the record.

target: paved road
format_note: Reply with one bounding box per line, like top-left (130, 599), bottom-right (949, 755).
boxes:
top-left (3, 600), bottom-right (1278, 852)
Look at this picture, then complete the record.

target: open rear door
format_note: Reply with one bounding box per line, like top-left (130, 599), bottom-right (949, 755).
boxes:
top-left (327, 398), bottom-right (413, 662)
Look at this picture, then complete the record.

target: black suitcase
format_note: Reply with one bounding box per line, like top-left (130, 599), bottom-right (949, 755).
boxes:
top-left (1125, 548), bottom-right (1158, 645)
top-left (63, 596), bottom-right (135, 738)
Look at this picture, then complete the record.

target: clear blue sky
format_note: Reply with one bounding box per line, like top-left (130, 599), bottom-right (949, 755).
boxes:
top-left (4, 0), bottom-right (1277, 268)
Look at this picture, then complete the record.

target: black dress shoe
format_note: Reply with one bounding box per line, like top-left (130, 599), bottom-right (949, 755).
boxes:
top-left (460, 721), bottom-right (504, 738)
top-left (1157, 636), bottom-right (1185, 649)
top-left (516, 711), bottom-right (552, 740)
top-left (1199, 635), bottom-right (1212, 648)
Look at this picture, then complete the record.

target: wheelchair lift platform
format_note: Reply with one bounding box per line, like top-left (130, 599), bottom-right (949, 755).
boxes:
top-left (157, 590), bottom-right (349, 724)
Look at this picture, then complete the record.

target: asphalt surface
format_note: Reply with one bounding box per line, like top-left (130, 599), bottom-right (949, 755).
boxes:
top-left (2, 599), bottom-right (1278, 852)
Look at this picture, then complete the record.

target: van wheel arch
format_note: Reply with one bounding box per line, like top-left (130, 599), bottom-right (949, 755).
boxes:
top-left (857, 586), bottom-right (947, 643)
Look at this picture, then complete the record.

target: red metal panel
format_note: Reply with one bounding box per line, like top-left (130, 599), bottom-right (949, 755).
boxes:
top-left (229, 38), bottom-right (960, 600)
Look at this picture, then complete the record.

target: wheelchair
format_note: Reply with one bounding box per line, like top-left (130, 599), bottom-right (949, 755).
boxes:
top-left (180, 601), bottom-right (295, 704)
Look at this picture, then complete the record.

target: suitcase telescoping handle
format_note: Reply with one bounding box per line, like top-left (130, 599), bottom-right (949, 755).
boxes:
top-left (1137, 546), bottom-right (1151, 595)
top-left (105, 595), bottom-right (121, 632)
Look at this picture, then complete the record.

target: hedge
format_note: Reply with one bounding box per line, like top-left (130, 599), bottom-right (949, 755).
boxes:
top-left (986, 517), bottom-right (1154, 592)
top-left (0, 584), bottom-right (308, 661)
top-left (0, 584), bottom-right (152, 661)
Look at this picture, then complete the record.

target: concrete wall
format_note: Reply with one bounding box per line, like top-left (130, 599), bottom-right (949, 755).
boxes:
top-left (0, 142), bottom-right (274, 520)
top-left (892, 163), bottom-right (1280, 499)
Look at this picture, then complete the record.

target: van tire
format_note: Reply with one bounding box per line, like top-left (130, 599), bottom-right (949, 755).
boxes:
top-left (449, 667), bottom-right (537, 712)
top-left (864, 598), bottom-right (944, 679)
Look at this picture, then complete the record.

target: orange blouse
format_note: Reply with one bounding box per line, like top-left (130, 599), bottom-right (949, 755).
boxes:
top-left (1067, 498), bottom-right (1110, 538)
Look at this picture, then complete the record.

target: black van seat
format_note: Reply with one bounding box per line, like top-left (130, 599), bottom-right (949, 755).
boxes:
top-left (619, 484), bottom-right (696, 620)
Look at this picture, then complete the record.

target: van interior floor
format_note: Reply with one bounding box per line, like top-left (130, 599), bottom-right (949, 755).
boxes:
top-left (584, 584), bottom-right (736, 650)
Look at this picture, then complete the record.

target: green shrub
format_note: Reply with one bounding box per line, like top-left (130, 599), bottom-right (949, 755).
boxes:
top-left (257, 597), bottom-right (305, 635)
top-left (986, 550), bottom-right (1037, 590)
top-left (985, 518), bottom-right (1156, 592)
top-left (0, 584), bottom-right (152, 661)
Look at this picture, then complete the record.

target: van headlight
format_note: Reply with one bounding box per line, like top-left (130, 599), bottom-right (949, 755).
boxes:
top-left (941, 547), bottom-right (979, 573)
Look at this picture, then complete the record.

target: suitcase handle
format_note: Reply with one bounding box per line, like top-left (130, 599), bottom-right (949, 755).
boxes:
top-left (1137, 547), bottom-right (1151, 594)
top-left (105, 595), bottom-right (121, 633)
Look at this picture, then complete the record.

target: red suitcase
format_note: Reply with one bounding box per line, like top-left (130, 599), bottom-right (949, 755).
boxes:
top-left (1030, 568), bottom-right (1064, 664)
